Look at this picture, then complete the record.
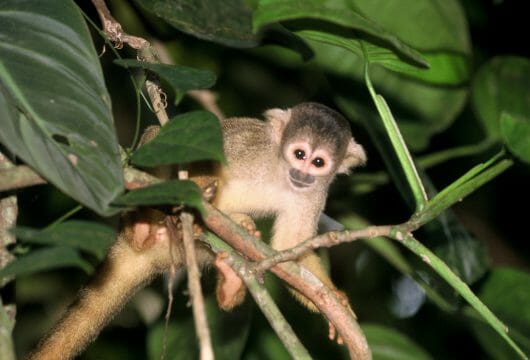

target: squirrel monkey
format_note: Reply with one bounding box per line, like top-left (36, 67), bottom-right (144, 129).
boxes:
top-left (27, 102), bottom-right (366, 359)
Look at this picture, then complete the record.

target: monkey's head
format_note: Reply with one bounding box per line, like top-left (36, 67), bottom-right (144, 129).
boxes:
top-left (265, 102), bottom-right (366, 192)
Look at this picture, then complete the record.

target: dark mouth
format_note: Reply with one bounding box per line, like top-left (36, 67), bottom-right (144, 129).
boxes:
top-left (289, 177), bottom-right (311, 188)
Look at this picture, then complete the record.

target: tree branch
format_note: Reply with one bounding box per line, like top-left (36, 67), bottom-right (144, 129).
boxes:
top-left (202, 203), bottom-right (370, 360)
top-left (203, 232), bottom-right (312, 359)
top-left (0, 165), bottom-right (45, 192)
top-left (254, 226), bottom-right (392, 274)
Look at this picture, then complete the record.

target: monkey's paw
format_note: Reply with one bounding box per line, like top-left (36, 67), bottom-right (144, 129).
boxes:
top-left (231, 213), bottom-right (261, 239)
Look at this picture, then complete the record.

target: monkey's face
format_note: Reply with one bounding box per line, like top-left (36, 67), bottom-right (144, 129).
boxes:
top-left (283, 139), bottom-right (335, 191)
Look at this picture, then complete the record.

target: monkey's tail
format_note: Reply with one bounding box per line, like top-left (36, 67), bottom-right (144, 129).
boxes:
top-left (26, 236), bottom-right (171, 360)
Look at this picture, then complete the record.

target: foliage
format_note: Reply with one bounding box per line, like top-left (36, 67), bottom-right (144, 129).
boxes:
top-left (0, 0), bottom-right (529, 359)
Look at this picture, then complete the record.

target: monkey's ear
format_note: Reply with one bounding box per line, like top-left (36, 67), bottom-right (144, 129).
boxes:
top-left (264, 108), bottom-right (292, 144)
top-left (338, 138), bottom-right (366, 174)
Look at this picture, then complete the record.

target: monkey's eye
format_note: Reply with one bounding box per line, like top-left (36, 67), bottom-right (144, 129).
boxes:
top-left (294, 149), bottom-right (305, 160)
top-left (312, 157), bottom-right (325, 168)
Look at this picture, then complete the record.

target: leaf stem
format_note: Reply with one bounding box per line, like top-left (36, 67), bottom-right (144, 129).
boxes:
top-left (395, 231), bottom-right (527, 360)
top-left (363, 57), bottom-right (428, 211)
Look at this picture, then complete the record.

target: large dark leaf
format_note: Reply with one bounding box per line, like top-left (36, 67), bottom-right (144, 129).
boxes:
top-left (326, 0), bottom-right (471, 151)
top-left (133, 0), bottom-right (258, 48)
top-left (13, 220), bottom-right (116, 260)
top-left (131, 111), bottom-right (224, 166)
top-left (114, 59), bottom-right (216, 96)
top-left (253, 0), bottom-right (427, 68)
top-left (0, 246), bottom-right (92, 279)
top-left (0, 0), bottom-right (123, 216)
top-left (113, 180), bottom-right (204, 214)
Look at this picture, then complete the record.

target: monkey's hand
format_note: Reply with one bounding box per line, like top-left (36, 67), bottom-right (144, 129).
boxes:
top-left (230, 213), bottom-right (261, 239)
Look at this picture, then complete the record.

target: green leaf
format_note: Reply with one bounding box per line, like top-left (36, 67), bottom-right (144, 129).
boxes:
top-left (133, 0), bottom-right (258, 48)
top-left (469, 268), bottom-right (530, 359)
top-left (253, 0), bottom-right (427, 67)
top-left (362, 324), bottom-right (432, 360)
top-left (131, 111), bottom-right (224, 166)
top-left (501, 112), bottom-right (530, 164)
top-left (0, 246), bottom-right (92, 280)
top-left (472, 56), bottom-right (530, 138)
top-left (0, 0), bottom-right (123, 216)
top-left (13, 221), bottom-right (116, 260)
top-left (113, 180), bottom-right (204, 214)
top-left (428, 210), bottom-right (489, 285)
top-left (114, 59), bottom-right (216, 100)
top-left (147, 296), bottom-right (251, 360)
top-left (323, 0), bottom-right (470, 151)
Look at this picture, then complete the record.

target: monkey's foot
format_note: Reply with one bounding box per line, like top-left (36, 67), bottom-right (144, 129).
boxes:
top-left (328, 289), bottom-right (356, 345)
top-left (215, 252), bottom-right (246, 311)
top-left (231, 213), bottom-right (261, 239)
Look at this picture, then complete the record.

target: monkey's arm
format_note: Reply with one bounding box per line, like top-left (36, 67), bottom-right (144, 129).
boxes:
top-left (270, 207), bottom-right (338, 311)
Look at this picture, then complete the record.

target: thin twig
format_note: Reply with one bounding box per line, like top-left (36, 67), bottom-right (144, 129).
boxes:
top-left (254, 226), bottom-right (392, 274)
top-left (181, 213), bottom-right (214, 360)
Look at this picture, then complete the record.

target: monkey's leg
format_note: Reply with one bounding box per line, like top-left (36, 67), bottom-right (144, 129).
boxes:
top-left (26, 221), bottom-right (176, 360)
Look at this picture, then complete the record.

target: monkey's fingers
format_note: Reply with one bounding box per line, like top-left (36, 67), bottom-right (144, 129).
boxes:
top-left (327, 321), bottom-right (344, 345)
top-left (230, 213), bottom-right (261, 239)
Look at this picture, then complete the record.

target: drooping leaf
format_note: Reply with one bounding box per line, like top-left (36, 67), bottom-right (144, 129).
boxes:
top-left (500, 112), bottom-right (530, 164)
top-left (0, 246), bottom-right (92, 280)
top-left (324, 0), bottom-right (470, 151)
top-left (13, 221), bottom-right (116, 260)
top-left (131, 111), bottom-right (224, 166)
top-left (0, 0), bottom-right (123, 216)
top-left (133, 0), bottom-right (258, 48)
top-left (253, 0), bottom-right (427, 68)
top-left (468, 268), bottom-right (530, 359)
top-left (114, 59), bottom-right (216, 101)
top-left (362, 324), bottom-right (433, 360)
top-left (147, 296), bottom-right (251, 360)
top-left (113, 179), bottom-right (204, 214)
top-left (472, 56), bottom-right (530, 139)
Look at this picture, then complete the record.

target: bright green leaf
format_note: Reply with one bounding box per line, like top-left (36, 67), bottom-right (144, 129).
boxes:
top-left (0, 247), bottom-right (92, 280)
top-left (131, 111), bottom-right (224, 166)
top-left (113, 180), bottom-right (204, 214)
top-left (501, 112), bottom-right (530, 164)
top-left (0, 0), bottom-right (123, 216)
top-left (133, 0), bottom-right (258, 48)
top-left (13, 221), bottom-right (116, 260)
top-left (362, 323), bottom-right (433, 360)
top-left (468, 268), bottom-right (530, 359)
top-left (253, 0), bottom-right (427, 67)
top-left (472, 56), bottom-right (530, 138)
top-left (114, 59), bottom-right (216, 100)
